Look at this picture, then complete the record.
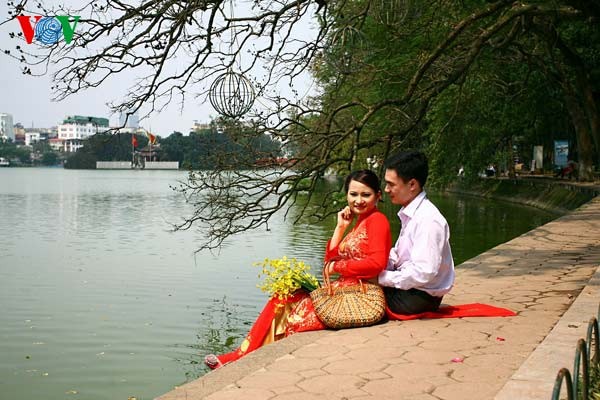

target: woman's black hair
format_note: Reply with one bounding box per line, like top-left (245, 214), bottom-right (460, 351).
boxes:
top-left (343, 169), bottom-right (381, 194)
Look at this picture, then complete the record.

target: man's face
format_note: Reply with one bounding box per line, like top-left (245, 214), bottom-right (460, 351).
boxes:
top-left (384, 169), bottom-right (420, 207)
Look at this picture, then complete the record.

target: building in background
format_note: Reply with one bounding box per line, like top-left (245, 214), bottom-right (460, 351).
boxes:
top-left (24, 127), bottom-right (58, 146)
top-left (119, 111), bottom-right (139, 129)
top-left (48, 137), bottom-right (64, 151)
top-left (115, 111), bottom-right (142, 135)
top-left (192, 121), bottom-right (211, 131)
top-left (25, 131), bottom-right (41, 146)
top-left (192, 120), bottom-right (223, 134)
top-left (58, 115), bottom-right (109, 152)
top-left (0, 113), bottom-right (15, 141)
top-left (13, 122), bottom-right (25, 145)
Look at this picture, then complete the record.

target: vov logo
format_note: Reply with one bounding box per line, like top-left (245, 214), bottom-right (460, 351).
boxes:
top-left (16, 16), bottom-right (80, 45)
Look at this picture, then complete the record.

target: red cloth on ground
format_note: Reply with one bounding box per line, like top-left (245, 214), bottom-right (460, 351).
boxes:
top-left (210, 291), bottom-right (323, 367)
top-left (212, 293), bottom-right (293, 366)
top-left (385, 303), bottom-right (516, 321)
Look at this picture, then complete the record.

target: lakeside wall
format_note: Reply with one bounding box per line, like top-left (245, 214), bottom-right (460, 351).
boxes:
top-left (96, 161), bottom-right (179, 170)
top-left (446, 177), bottom-right (598, 214)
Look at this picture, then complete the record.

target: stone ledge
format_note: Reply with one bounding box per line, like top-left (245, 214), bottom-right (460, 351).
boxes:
top-left (495, 264), bottom-right (600, 400)
top-left (155, 331), bottom-right (326, 399)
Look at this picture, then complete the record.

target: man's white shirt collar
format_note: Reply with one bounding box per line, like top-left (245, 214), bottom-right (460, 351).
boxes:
top-left (398, 190), bottom-right (427, 220)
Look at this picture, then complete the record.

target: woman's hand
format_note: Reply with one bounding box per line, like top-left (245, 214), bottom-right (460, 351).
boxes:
top-left (325, 261), bottom-right (336, 276)
top-left (328, 207), bottom-right (354, 252)
top-left (336, 206), bottom-right (354, 230)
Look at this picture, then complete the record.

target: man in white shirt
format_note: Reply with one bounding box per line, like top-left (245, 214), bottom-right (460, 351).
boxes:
top-left (378, 151), bottom-right (455, 314)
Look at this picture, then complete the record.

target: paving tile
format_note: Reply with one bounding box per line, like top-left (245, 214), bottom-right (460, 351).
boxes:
top-left (204, 388), bottom-right (275, 400)
top-left (418, 338), bottom-right (492, 352)
top-left (402, 348), bottom-right (465, 365)
top-left (433, 382), bottom-right (500, 400)
top-left (361, 377), bottom-right (434, 397)
top-left (298, 369), bottom-right (326, 378)
top-left (330, 387), bottom-right (369, 398)
top-left (382, 362), bottom-right (454, 380)
top-left (296, 374), bottom-right (365, 394)
top-left (267, 356), bottom-right (327, 373)
top-left (272, 392), bottom-right (337, 400)
top-left (323, 353), bottom-right (352, 363)
top-left (358, 371), bottom-right (391, 380)
top-left (314, 335), bottom-right (368, 346)
top-left (324, 356), bottom-right (387, 374)
top-left (271, 385), bottom-right (302, 395)
top-left (357, 334), bottom-right (421, 349)
top-left (237, 370), bottom-right (302, 389)
top-left (450, 363), bottom-right (514, 383)
top-left (291, 343), bottom-right (347, 358)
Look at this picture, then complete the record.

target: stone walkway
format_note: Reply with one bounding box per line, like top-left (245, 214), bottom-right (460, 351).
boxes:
top-left (157, 196), bottom-right (600, 400)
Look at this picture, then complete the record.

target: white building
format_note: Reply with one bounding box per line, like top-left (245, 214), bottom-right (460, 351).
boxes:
top-left (0, 113), bottom-right (15, 141)
top-left (58, 115), bottom-right (109, 152)
top-left (115, 126), bottom-right (140, 134)
top-left (192, 121), bottom-right (211, 131)
top-left (48, 138), bottom-right (64, 151)
top-left (119, 111), bottom-right (139, 129)
top-left (25, 131), bottom-right (41, 146)
top-left (192, 120), bottom-right (224, 134)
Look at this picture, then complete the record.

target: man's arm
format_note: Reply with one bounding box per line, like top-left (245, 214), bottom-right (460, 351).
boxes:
top-left (378, 219), bottom-right (447, 289)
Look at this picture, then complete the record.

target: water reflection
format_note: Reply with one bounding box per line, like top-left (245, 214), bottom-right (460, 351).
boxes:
top-left (431, 193), bottom-right (557, 264)
top-left (175, 296), bottom-right (252, 381)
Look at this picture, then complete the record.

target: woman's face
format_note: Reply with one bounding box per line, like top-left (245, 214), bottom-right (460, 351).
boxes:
top-left (346, 179), bottom-right (380, 216)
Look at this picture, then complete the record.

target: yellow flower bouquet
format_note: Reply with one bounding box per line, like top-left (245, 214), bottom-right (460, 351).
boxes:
top-left (255, 256), bottom-right (320, 300)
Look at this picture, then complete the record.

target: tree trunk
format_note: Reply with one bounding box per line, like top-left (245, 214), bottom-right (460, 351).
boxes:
top-left (579, 76), bottom-right (600, 167)
top-left (562, 87), bottom-right (595, 181)
top-left (536, 22), bottom-right (598, 179)
top-left (507, 136), bottom-right (516, 179)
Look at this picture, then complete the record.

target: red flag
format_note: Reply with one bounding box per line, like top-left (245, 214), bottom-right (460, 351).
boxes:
top-left (131, 135), bottom-right (138, 148)
top-left (145, 131), bottom-right (157, 145)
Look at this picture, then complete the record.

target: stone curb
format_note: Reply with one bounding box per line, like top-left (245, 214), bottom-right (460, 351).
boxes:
top-left (495, 264), bottom-right (600, 399)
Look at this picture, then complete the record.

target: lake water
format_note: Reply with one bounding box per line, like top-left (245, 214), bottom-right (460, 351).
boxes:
top-left (0, 168), bottom-right (557, 400)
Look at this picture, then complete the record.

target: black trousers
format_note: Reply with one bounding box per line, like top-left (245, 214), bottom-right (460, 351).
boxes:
top-left (384, 287), bottom-right (443, 315)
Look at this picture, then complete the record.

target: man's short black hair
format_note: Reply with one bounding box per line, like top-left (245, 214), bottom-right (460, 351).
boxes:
top-left (384, 150), bottom-right (428, 188)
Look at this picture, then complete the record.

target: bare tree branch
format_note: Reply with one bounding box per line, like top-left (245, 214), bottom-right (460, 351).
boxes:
top-left (2, 0), bottom-right (592, 250)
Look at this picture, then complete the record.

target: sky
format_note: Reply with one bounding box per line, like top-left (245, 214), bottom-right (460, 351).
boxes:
top-left (0, 2), bottom-right (317, 137)
top-left (0, 18), bottom-right (200, 135)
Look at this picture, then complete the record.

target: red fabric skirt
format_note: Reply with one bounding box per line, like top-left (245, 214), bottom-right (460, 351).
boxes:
top-left (208, 279), bottom-right (363, 368)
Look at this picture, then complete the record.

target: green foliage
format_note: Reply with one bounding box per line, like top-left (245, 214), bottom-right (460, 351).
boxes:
top-left (589, 362), bottom-right (600, 400)
top-left (160, 125), bottom-right (282, 170)
top-left (40, 151), bottom-right (59, 166)
top-left (426, 62), bottom-right (572, 186)
top-left (31, 141), bottom-right (62, 166)
top-left (64, 125), bottom-right (283, 170)
top-left (64, 150), bottom-right (97, 169)
top-left (0, 141), bottom-right (31, 164)
top-left (0, 140), bottom-right (62, 166)
top-left (312, 0), bottom-right (600, 183)
top-left (64, 132), bottom-right (139, 169)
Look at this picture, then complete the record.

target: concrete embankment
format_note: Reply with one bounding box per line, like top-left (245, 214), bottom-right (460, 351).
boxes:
top-left (446, 177), bottom-right (598, 214)
top-left (157, 180), bottom-right (600, 400)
